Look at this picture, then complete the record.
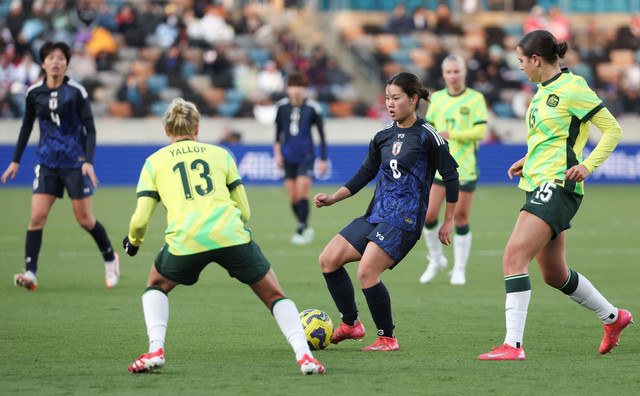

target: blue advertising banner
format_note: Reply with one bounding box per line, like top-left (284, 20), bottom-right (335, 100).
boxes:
top-left (1, 144), bottom-right (639, 186)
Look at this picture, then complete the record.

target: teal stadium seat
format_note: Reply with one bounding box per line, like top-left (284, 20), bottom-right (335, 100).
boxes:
top-left (146, 74), bottom-right (169, 95)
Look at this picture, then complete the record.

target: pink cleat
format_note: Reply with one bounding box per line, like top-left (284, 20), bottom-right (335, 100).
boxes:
top-left (331, 320), bottom-right (365, 344)
top-left (477, 343), bottom-right (525, 361)
top-left (361, 336), bottom-right (399, 352)
top-left (599, 309), bottom-right (633, 354)
top-left (128, 348), bottom-right (165, 373)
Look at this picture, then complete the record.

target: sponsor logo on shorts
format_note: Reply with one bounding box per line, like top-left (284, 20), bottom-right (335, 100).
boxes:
top-left (376, 232), bottom-right (385, 241)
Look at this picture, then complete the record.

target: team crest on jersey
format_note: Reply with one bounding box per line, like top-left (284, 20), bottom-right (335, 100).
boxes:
top-left (546, 94), bottom-right (559, 107)
top-left (392, 141), bottom-right (403, 155)
top-left (49, 92), bottom-right (58, 110)
top-left (460, 107), bottom-right (469, 115)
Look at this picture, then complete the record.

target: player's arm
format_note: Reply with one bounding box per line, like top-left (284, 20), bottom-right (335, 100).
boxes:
top-left (448, 122), bottom-right (486, 142)
top-left (229, 181), bottom-right (250, 222)
top-left (124, 195), bottom-right (158, 256)
top-left (314, 186), bottom-right (352, 208)
top-left (2, 92), bottom-right (36, 183)
top-left (435, 137), bottom-right (459, 245)
top-left (314, 108), bottom-right (328, 175)
top-left (273, 109), bottom-right (284, 168)
top-left (565, 107), bottom-right (622, 182)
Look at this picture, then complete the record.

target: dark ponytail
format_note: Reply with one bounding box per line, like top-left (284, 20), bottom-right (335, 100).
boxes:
top-left (518, 30), bottom-right (568, 64)
top-left (386, 72), bottom-right (430, 104)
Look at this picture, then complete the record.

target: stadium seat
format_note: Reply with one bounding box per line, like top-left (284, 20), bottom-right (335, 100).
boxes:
top-left (146, 74), bottom-right (169, 95)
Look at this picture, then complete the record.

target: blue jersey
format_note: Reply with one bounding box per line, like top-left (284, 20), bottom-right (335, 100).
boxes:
top-left (275, 98), bottom-right (326, 164)
top-left (344, 118), bottom-right (459, 232)
top-left (11, 76), bottom-right (97, 169)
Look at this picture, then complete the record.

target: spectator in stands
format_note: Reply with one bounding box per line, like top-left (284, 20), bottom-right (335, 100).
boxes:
top-left (96, 2), bottom-right (118, 32)
top-left (116, 73), bottom-right (158, 118)
top-left (202, 46), bottom-right (233, 89)
top-left (548, 6), bottom-right (571, 42)
top-left (523, 5), bottom-right (547, 35)
top-left (138, 1), bottom-right (162, 38)
top-left (66, 43), bottom-right (97, 83)
top-left (619, 64), bottom-right (640, 113)
top-left (200, 5), bottom-right (235, 44)
top-left (257, 60), bottom-right (285, 99)
top-left (116, 2), bottom-right (145, 47)
top-left (411, 6), bottom-right (430, 31)
top-left (385, 4), bottom-right (414, 35)
top-left (434, 3), bottom-right (462, 35)
top-left (612, 15), bottom-right (640, 50)
top-left (155, 45), bottom-right (186, 89)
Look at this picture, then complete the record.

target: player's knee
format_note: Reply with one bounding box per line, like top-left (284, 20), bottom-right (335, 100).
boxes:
top-left (356, 267), bottom-right (377, 288)
top-left (77, 217), bottom-right (95, 230)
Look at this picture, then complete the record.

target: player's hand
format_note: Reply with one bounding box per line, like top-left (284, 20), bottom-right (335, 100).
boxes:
top-left (317, 160), bottom-right (328, 176)
top-left (314, 193), bottom-right (333, 208)
top-left (438, 219), bottom-right (453, 246)
top-left (507, 157), bottom-right (526, 179)
top-left (82, 162), bottom-right (99, 187)
top-left (1, 162), bottom-right (19, 184)
top-left (563, 164), bottom-right (590, 182)
top-left (274, 154), bottom-right (283, 168)
top-left (123, 236), bottom-right (139, 257)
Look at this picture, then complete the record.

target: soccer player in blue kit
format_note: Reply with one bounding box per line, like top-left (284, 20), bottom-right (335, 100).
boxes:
top-left (274, 72), bottom-right (327, 245)
top-left (1, 42), bottom-right (119, 290)
top-left (314, 72), bottom-right (459, 351)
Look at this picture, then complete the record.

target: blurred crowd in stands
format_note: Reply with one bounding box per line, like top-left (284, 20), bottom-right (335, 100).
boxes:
top-left (0, 0), bottom-right (363, 121)
top-left (1, 0), bottom-right (640, 123)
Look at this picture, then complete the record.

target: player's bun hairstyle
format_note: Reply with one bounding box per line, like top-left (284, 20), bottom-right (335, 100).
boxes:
top-left (386, 72), bottom-right (430, 104)
top-left (287, 72), bottom-right (309, 87)
top-left (39, 41), bottom-right (72, 64)
top-left (163, 97), bottom-right (200, 137)
top-left (518, 29), bottom-right (568, 64)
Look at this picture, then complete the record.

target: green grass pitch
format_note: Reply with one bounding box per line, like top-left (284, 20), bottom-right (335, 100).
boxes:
top-left (0, 185), bottom-right (638, 395)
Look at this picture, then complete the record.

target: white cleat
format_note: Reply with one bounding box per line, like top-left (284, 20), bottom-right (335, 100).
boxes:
top-left (449, 269), bottom-right (466, 285)
top-left (105, 253), bottom-right (120, 289)
top-left (14, 270), bottom-right (38, 290)
top-left (297, 353), bottom-right (325, 375)
top-left (419, 255), bottom-right (447, 284)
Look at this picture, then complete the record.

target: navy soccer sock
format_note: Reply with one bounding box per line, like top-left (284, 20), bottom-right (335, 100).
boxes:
top-left (25, 229), bottom-right (43, 274)
top-left (362, 281), bottom-right (395, 338)
top-left (87, 221), bottom-right (115, 261)
top-left (323, 267), bottom-right (358, 325)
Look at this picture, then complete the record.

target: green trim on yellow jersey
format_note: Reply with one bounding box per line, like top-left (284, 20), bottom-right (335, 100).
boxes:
top-left (135, 140), bottom-right (250, 255)
top-left (519, 69), bottom-right (603, 195)
top-left (426, 87), bottom-right (487, 182)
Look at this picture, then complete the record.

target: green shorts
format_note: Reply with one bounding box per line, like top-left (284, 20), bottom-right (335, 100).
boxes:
top-left (154, 240), bottom-right (271, 285)
top-left (521, 182), bottom-right (582, 239)
top-left (433, 178), bottom-right (476, 192)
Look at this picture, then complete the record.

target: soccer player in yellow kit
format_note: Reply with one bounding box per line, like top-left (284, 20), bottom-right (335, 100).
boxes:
top-left (419, 54), bottom-right (487, 285)
top-left (123, 98), bottom-right (324, 375)
top-left (478, 30), bottom-right (632, 361)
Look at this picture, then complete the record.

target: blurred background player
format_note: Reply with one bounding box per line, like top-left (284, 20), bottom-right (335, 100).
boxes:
top-left (124, 98), bottom-right (324, 375)
top-left (1, 41), bottom-right (119, 290)
top-left (478, 30), bottom-right (632, 361)
top-left (419, 54), bottom-right (487, 286)
top-left (273, 72), bottom-right (327, 245)
top-left (314, 72), bottom-right (458, 351)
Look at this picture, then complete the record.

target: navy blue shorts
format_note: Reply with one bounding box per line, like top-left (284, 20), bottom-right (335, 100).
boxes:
top-left (283, 159), bottom-right (314, 179)
top-left (339, 216), bottom-right (421, 269)
top-left (32, 164), bottom-right (94, 199)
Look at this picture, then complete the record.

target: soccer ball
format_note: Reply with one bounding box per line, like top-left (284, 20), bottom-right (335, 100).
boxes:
top-left (299, 309), bottom-right (334, 350)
